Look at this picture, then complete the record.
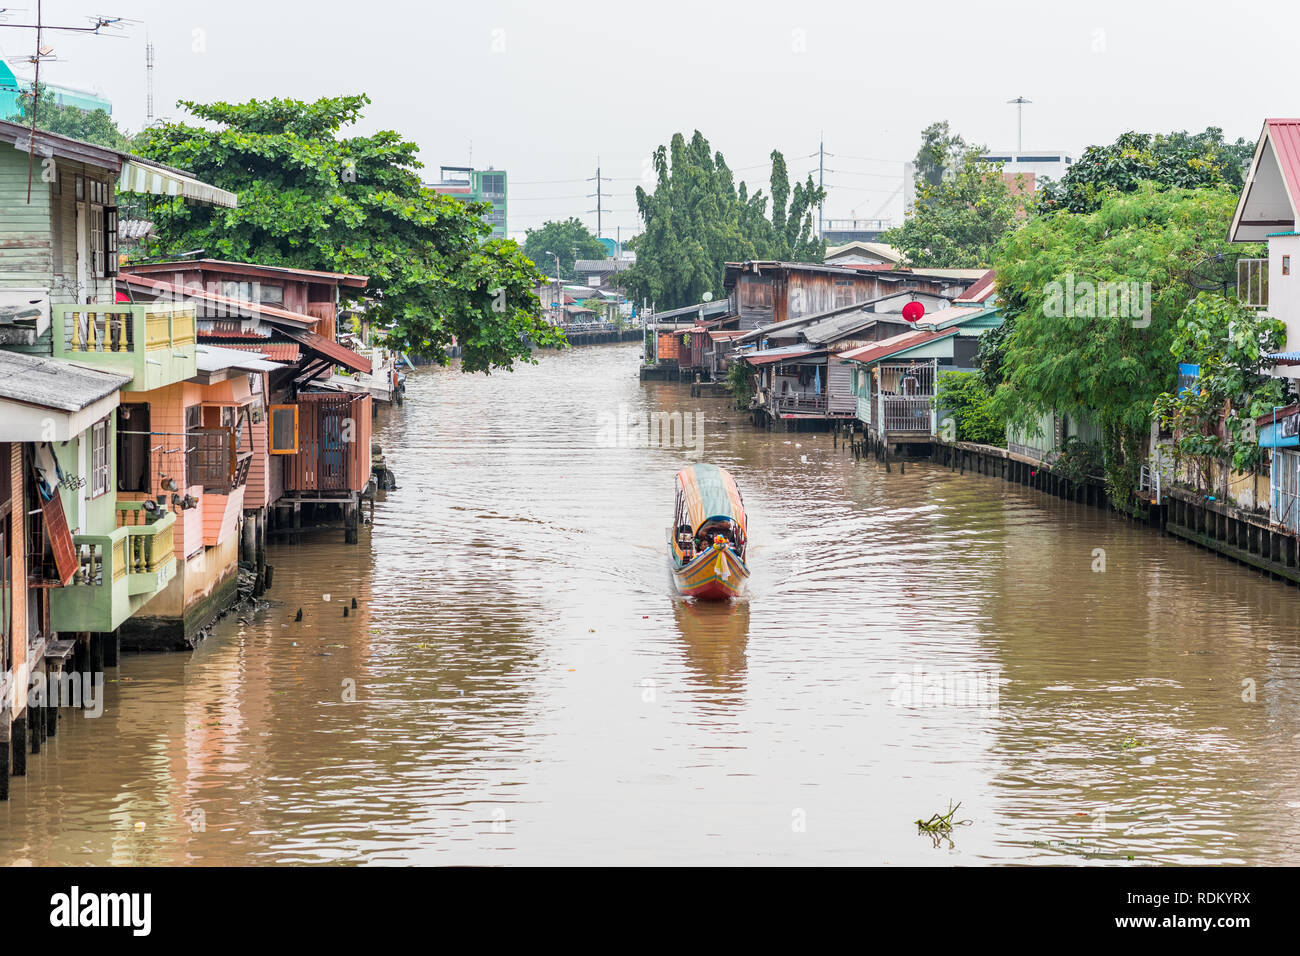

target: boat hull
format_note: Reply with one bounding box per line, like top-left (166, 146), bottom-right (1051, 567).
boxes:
top-left (671, 545), bottom-right (750, 600)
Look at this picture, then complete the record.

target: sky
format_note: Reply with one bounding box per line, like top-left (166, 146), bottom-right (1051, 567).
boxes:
top-left (6, 0), bottom-right (1300, 243)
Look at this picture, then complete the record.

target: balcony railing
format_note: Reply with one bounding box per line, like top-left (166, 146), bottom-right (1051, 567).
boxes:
top-left (882, 395), bottom-right (934, 433)
top-left (773, 393), bottom-right (828, 416)
top-left (52, 303), bottom-right (198, 391)
top-left (50, 508), bottom-right (177, 632)
top-left (116, 504), bottom-right (177, 593)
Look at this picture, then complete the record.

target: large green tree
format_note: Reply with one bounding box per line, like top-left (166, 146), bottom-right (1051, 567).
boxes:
top-left (912, 120), bottom-right (968, 187)
top-left (1153, 294), bottom-right (1287, 478)
top-left (1037, 128), bottom-right (1254, 215)
top-left (991, 183), bottom-right (1244, 508)
top-left (6, 83), bottom-right (131, 150)
top-left (522, 218), bottom-right (607, 280)
top-left (133, 94), bottom-right (561, 372)
top-left (883, 151), bottom-right (1020, 268)
top-left (621, 131), bottom-right (825, 311)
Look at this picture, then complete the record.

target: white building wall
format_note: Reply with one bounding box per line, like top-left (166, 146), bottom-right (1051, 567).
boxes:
top-left (1268, 233), bottom-right (1300, 378)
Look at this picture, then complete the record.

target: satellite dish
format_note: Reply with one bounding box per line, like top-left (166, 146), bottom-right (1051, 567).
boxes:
top-left (702, 292), bottom-right (714, 302)
top-left (902, 300), bottom-right (925, 323)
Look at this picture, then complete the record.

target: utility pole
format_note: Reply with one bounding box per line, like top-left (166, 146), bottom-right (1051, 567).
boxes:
top-left (818, 134), bottom-right (825, 240)
top-left (587, 159), bottom-right (611, 238)
top-left (0, 7), bottom-right (130, 202)
top-left (145, 35), bottom-right (155, 125)
top-left (1007, 96), bottom-right (1031, 153)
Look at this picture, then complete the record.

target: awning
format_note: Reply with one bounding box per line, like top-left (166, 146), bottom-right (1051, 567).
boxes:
top-left (117, 158), bottom-right (239, 209)
top-left (280, 327), bottom-right (373, 375)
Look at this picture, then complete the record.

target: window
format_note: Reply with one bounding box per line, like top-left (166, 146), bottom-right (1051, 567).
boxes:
top-left (103, 206), bottom-right (118, 277)
top-left (259, 284), bottom-right (284, 305)
top-left (117, 403), bottom-right (151, 492)
top-left (89, 202), bottom-right (102, 276)
top-left (269, 404), bottom-right (299, 454)
top-left (1285, 256), bottom-right (1292, 277)
top-left (90, 420), bottom-right (110, 498)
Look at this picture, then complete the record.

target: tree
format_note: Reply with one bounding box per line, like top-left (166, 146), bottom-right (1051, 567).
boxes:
top-left (522, 218), bottom-right (607, 280)
top-left (936, 370), bottom-right (1007, 445)
top-left (882, 152), bottom-right (1020, 268)
top-left (913, 120), bottom-right (967, 187)
top-left (1153, 294), bottom-right (1287, 479)
top-left (620, 130), bottom-right (825, 311)
top-left (1037, 128), bottom-right (1254, 215)
top-left (133, 95), bottom-right (561, 372)
top-left (6, 83), bottom-right (131, 150)
top-left (990, 183), bottom-right (1245, 509)
top-left (767, 149), bottom-right (824, 261)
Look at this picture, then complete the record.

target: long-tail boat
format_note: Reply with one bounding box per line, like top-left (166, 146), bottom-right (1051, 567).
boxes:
top-left (668, 463), bottom-right (750, 600)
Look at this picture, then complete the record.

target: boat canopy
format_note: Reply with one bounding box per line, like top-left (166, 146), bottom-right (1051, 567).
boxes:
top-left (675, 463), bottom-right (746, 536)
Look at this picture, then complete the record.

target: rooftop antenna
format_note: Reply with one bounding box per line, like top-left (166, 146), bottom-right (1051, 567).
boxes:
top-left (0, 6), bottom-right (134, 202)
top-left (145, 32), bottom-right (154, 124)
top-left (1007, 96), bottom-right (1031, 153)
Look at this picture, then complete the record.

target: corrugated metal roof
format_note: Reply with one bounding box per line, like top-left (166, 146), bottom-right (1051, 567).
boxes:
top-left (0, 351), bottom-right (130, 411)
top-left (838, 327), bottom-right (958, 364)
top-left (279, 326), bottom-right (373, 374)
top-left (218, 342), bottom-right (302, 363)
top-left (1267, 120), bottom-right (1300, 212)
top-left (202, 320), bottom-right (269, 339)
top-left (1231, 119), bottom-right (1300, 241)
top-left (119, 219), bottom-right (155, 240)
top-left (955, 270), bottom-right (996, 303)
top-left (800, 311), bottom-right (890, 345)
top-left (118, 274), bottom-right (320, 328)
top-left (741, 346), bottom-right (824, 366)
top-left (195, 344), bottom-right (281, 373)
top-left (125, 258), bottom-right (367, 287)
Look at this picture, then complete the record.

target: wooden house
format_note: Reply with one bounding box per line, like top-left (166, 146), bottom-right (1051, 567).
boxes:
top-left (0, 351), bottom-right (142, 796)
top-left (723, 260), bottom-right (985, 330)
top-left (840, 296), bottom-right (1004, 452)
top-left (0, 122), bottom-right (236, 662)
top-left (118, 266), bottom-right (375, 556)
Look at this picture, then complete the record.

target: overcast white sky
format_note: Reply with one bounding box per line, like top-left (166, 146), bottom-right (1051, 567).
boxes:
top-left (8, 0), bottom-right (1299, 242)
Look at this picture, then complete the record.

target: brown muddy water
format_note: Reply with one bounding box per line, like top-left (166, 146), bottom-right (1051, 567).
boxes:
top-left (3, 343), bottom-right (1300, 865)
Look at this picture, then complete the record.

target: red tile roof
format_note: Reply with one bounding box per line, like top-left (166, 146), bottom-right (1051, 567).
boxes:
top-left (279, 326), bottom-right (372, 375)
top-left (838, 327), bottom-right (957, 364)
top-left (216, 342), bottom-right (302, 363)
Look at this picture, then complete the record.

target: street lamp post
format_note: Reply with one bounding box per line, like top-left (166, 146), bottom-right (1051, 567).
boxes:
top-left (544, 250), bottom-right (562, 326)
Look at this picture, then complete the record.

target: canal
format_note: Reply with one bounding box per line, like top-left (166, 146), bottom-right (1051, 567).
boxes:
top-left (3, 343), bottom-right (1300, 865)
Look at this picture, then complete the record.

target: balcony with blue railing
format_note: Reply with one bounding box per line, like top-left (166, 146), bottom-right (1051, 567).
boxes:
top-left (51, 303), bottom-right (198, 391)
